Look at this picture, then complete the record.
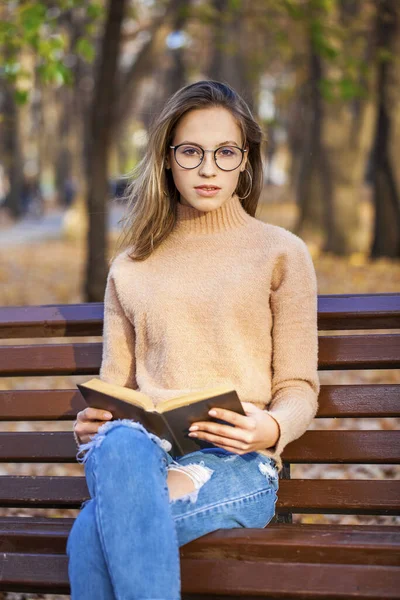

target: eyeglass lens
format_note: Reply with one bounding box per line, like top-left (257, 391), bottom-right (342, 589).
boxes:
top-left (175, 145), bottom-right (243, 170)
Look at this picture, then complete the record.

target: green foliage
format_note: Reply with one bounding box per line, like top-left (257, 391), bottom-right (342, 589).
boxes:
top-left (0, 0), bottom-right (104, 102)
top-left (14, 89), bottom-right (29, 104)
top-left (377, 47), bottom-right (393, 64)
top-left (228, 0), bottom-right (242, 10)
top-left (281, 0), bottom-right (372, 103)
top-left (76, 38), bottom-right (96, 62)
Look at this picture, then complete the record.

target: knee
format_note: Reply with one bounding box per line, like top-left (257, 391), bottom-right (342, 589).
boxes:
top-left (93, 420), bottom-right (165, 471)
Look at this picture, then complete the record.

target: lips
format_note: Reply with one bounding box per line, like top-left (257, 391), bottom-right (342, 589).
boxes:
top-left (195, 186), bottom-right (221, 190)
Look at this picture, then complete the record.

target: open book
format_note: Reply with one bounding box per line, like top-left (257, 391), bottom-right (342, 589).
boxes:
top-left (77, 378), bottom-right (245, 456)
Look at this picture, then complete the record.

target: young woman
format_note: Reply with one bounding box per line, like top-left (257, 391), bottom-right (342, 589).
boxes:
top-left (67, 80), bottom-right (320, 600)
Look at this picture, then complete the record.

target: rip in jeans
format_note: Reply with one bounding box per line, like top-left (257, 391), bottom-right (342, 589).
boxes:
top-left (167, 462), bottom-right (214, 504)
top-left (258, 460), bottom-right (279, 484)
top-left (74, 419), bottom-right (215, 504)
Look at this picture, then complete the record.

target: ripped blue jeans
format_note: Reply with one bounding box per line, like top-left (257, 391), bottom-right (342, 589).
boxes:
top-left (66, 419), bottom-right (279, 600)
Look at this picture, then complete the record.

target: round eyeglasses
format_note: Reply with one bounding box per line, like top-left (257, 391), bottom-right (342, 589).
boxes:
top-left (169, 143), bottom-right (247, 172)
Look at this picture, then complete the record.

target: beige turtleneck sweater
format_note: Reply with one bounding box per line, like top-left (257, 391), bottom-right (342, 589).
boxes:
top-left (99, 194), bottom-right (320, 471)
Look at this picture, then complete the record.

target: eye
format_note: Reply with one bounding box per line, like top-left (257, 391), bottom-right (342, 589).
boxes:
top-left (217, 146), bottom-right (236, 157)
top-left (180, 146), bottom-right (202, 156)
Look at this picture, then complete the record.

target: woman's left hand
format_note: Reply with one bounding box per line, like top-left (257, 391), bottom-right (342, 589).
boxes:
top-left (188, 402), bottom-right (280, 454)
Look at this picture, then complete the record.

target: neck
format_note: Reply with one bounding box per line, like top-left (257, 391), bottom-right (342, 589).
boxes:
top-left (174, 194), bottom-right (252, 235)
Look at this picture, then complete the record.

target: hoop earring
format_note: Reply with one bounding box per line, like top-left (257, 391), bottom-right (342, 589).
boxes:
top-left (237, 169), bottom-right (252, 200)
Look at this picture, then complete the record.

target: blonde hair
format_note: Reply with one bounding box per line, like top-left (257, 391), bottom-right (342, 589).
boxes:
top-left (113, 80), bottom-right (265, 262)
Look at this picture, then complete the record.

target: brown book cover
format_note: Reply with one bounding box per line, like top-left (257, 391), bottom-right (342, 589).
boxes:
top-left (77, 378), bottom-right (245, 456)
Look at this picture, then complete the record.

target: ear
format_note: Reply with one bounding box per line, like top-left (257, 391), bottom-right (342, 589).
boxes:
top-left (165, 155), bottom-right (170, 170)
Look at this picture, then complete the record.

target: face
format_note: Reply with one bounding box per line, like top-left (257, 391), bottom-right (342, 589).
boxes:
top-left (166, 106), bottom-right (248, 211)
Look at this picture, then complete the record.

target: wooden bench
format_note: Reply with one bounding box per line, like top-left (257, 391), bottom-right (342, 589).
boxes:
top-left (0, 293), bottom-right (399, 599)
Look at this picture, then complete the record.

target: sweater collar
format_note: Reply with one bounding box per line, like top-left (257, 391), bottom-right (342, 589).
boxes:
top-left (174, 194), bottom-right (252, 235)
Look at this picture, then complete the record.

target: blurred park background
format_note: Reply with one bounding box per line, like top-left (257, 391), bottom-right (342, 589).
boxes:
top-left (1, 0), bottom-right (400, 302)
top-left (0, 2), bottom-right (399, 589)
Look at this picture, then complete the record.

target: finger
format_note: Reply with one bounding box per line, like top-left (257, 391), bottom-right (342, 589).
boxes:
top-left (189, 430), bottom-right (251, 452)
top-left (190, 422), bottom-right (253, 445)
top-left (208, 408), bottom-right (255, 430)
top-left (78, 407), bottom-right (112, 422)
top-left (75, 421), bottom-right (104, 437)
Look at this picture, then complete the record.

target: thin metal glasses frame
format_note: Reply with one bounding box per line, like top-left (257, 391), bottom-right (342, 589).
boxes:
top-left (169, 143), bottom-right (247, 172)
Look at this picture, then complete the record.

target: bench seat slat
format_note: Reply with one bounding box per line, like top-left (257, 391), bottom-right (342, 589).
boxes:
top-left (0, 431), bottom-right (398, 463)
top-left (1, 552), bottom-right (399, 598)
top-left (1, 477), bottom-right (399, 514)
top-left (1, 334), bottom-right (400, 376)
top-left (1, 519), bottom-right (399, 566)
top-left (181, 559), bottom-right (400, 600)
top-left (1, 384), bottom-right (399, 420)
top-left (1, 294), bottom-right (399, 338)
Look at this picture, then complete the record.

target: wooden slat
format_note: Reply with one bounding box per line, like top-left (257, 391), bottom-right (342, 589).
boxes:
top-left (1, 294), bottom-right (399, 339)
top-left (277, 479), bottom-right (400, 515)
top-left (283, 431), bottom-right (400, 464)
top-left (1, 384), bottom-right (399, 421)
top-left (1, 519), bottom-right (399, 566)
top-left (1, 552), bottom-right (399, 598)
top-left (0, 477), bottom-right (399, 514)
top-left (0, 431), bottom-right (398, 464)
top-left (0, 389), bottom-right (85, 420)
top-left (180, 560), bottom-right (400, 600)
top-left (0, 304), bottom-right (103, 339)
top-left (317, 293), bottom-right (400, 330)
top-left (318, 334), bottom-right (400, 369)
top-left (0, 516), bottom-right (74, 554)
top-left (0, 552), bottom-right (70, 594)
top-left (1, 334), bottom-right (399, 377)
top-left (0, 343), bottom-right (102, 376)
top-left (0, 432), bottom-right (77, 462)
top-left (180, 523), bottom-right (400, 566)
top-left (0, 431), bottom-right (397, 464)
top-left (316, 384), bottom-right (400, 418)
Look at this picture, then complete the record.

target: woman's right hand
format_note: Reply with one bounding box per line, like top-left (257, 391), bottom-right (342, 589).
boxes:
top-left (74, 408), bottom-right (113, 445)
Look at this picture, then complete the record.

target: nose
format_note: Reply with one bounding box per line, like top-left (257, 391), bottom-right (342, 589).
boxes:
top-left (198, 151), bottom-right (217, 177)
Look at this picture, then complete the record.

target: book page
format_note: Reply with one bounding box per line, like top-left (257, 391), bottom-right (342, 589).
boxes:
top-left (157, 385), bottom-right (235, 413)
top-left (79, 378), bottom-right (155, 411)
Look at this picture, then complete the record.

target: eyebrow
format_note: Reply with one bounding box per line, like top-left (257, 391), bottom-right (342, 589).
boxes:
top-left (177, 140), bottom-right (241, 147)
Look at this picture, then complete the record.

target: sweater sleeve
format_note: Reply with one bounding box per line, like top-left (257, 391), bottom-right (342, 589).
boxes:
top-left (265, 237), bottom-right (320, 457)
top-left (99, 270), bottom-right (137, 389)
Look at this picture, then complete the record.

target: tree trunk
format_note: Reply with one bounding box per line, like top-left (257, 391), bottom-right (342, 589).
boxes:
top-left (293, 48), bottom-right (331, 243)
top-left (208, 0), bottom-right (256, 111)
top-left (321, 0), bottom-right (376, 255)
top-left (371, 0), bottom-right (400, 258)
top-left (84, 0), bottom-right (127, 302)
top-left (295, 0), bottom-right (376, 255)
top-left (0, 80), bottom-right (23, 219)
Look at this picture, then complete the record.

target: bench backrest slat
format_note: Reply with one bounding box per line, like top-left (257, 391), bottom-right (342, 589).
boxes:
top-left (1, 476), bottom-right (399, 515)
top-left (1, 384), bottom-right (399, 420)
top-left (2, 334), bottom-right (400, 377)
top-left (1, 294), bottom-right (399, 339)
top-left (0, 431), bottom-right (398, 464)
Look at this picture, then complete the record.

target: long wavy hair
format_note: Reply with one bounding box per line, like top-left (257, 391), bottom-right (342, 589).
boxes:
top-left (112, 80), bottom-right (265, 262)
